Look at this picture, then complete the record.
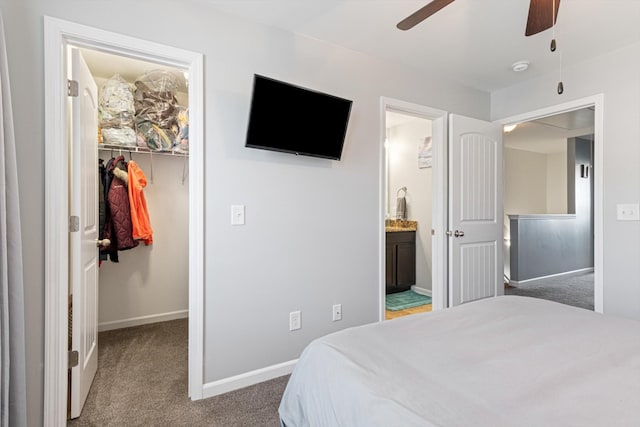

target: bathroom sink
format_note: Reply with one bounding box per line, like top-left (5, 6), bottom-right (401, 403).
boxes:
top-left (385, 219), bottom-right (417, 232)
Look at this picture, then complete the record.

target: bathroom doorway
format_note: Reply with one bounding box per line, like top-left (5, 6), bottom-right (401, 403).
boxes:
top-left (383, 109), bottom-right (434, 320)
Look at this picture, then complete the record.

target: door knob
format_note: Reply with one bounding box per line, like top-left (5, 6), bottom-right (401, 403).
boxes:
top-left (453, 230), bottom-right (465, 237)
top-left (96, 238), bottom-right (111, 248)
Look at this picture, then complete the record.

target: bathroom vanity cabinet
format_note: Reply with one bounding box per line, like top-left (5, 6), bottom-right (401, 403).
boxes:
top-left (385, 231), bottom-right (416, 294)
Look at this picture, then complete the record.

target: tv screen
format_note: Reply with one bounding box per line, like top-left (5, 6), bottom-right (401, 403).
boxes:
top-left (245, 75), bottom-right (353, 160)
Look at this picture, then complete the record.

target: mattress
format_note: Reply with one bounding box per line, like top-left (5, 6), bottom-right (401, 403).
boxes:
top-left (279, 296), bottom-right (640, 427)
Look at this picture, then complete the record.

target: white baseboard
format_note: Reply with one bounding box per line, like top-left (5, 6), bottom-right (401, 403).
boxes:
top-left (411, 286), bottom-right (432, 297)
top-left (509, 267), bottom-right (594, 286)
top-left (202, 359), bottom-right (297, 399)
top-left (98, 309), bottom-right (189, 332)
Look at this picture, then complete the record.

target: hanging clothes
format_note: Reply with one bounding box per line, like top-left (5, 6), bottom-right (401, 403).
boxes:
top-left (127, 160), bottom-right (153, 245)
top-left (105, 155), bottom-right (138, 251)
top-left (98, 159), bottom-right (106, 240)
top-left (100, 157), bottom-right (119, 262)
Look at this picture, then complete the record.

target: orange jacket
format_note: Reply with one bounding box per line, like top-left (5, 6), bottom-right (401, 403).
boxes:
top-left (127, 160), bottom-right (153, 245)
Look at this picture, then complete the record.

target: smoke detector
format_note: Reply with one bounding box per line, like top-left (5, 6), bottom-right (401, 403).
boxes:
top-left (512, 61), bottom-right (530, 72)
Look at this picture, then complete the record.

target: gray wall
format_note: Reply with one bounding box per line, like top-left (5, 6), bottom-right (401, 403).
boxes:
top-left (0, 1), bottom-right (490, 424)
top-left (491, 35), bottom-right (640, 316)
top-left (509, 137), bottom-right (594, 281)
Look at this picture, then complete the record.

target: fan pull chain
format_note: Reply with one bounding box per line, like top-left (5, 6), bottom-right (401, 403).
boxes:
top-left (551, 0), bottom-right (556, 51)
top-left (550, 0), bottom-right (563, 94)
top-left (557, 51), bottom-right (564, 94)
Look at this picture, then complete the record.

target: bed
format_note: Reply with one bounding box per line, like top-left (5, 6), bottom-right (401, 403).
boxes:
top-left (278, 296), bottom-right (640, 427)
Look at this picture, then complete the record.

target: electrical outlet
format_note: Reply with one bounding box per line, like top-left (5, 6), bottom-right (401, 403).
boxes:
top-left (617, 203), bottom-right (640, 221)
top-left (289, 311), bottom-right (301, 331)
top-left (332, 304), bottom-right (342, 321)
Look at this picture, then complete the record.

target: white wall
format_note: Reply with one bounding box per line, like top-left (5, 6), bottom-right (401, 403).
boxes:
top-left (98, 154), bottom-right (189, 328)
top-left (387, 118), bottom-right (433, 292)
top-left (504, 148), bottom-right (548, 215)
top-left (2, 1), bottom-right (490, 424)
top-left (504, 147), bottom-right (568, 216)
top-left (493, 40), bottom-right (640, 320)
top-left (546, 151), bottom-right (567, 214)
top-left (503, 147), bottom-right (568, 280)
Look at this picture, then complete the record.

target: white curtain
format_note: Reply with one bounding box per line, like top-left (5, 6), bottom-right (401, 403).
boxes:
top-left (0, 10), bottom-right (26, 427)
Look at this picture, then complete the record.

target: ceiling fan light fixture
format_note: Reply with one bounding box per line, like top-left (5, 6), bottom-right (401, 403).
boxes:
top-left (512, 61), bottom-right (530, 72)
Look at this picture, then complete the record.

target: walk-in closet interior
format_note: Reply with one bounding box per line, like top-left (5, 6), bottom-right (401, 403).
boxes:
top-left (67, 46), bottom-right (190, 418)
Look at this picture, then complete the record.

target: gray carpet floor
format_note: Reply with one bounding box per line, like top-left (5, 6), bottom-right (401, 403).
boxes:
top-left (505, 271), bottom-right (594, 310)
top-left (68, 319), bottom-right (288, 426)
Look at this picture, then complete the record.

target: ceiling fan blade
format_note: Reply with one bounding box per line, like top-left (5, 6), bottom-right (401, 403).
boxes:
top-left (525, 0), bottom-right (561, 36)
top-left (397, 0), bottom-right (456, 31)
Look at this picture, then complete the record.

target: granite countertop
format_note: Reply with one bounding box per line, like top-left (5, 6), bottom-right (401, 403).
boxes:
top-left (385, 219), bottom-right (417, 232)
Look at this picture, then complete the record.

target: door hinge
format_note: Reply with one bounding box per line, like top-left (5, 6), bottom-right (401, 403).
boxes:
top-left (68, 350), bottom-right (79, 369)
top-left (67, 79), bottom-right (79, 97)
top-left (69, 215), bottom-right (79, 232)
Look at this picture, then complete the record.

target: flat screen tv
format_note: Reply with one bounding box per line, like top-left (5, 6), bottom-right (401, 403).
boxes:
top-left (245, 75), bottom-right (353, 160)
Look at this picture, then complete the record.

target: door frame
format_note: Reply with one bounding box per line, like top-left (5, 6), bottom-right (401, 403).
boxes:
top-left (496, 94), bottom-right (604, 313)
top-left (43, 17), bottom-right (205, 425)
top-left (379, 98), bottom-right (448, 320)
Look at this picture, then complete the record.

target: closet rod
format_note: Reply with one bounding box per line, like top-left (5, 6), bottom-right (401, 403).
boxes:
top-left (98, 144), bottom-right (189, 158)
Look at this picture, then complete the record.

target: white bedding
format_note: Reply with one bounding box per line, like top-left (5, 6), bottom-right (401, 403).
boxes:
top-left (279, 296), bottom-right (640, 427)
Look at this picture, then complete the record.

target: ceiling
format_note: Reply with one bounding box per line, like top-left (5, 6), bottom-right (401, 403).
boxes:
top-left (199, 0), bottom-right (640, 92)
top-left (504, 107), bottom-right (594, 154)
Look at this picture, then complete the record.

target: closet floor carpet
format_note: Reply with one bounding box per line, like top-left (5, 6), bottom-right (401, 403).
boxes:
top-left (67, 319), bottom-right (288, 426)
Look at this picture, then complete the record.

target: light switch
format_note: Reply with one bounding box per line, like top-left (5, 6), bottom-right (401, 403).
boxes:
top-left (231, 205), bottom-right (245, 225)
top-left (616, 203), bottom-right (639, 221)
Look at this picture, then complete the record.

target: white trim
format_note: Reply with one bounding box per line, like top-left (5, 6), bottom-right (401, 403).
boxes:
top-left (497, 94), bottom-right (604, 314)
top-left (98, 310), bottom-right (189, 332)
top-left (379, 98), bottom-right (448, 322)
top-left (43, 17), bottom-right (69, 426)
top-left (43, 17), bottom-right (205, 426)
top-left (202, 360), bottom-right (298, 399)
top-left (411, 286), bottom-right (432, 297)
top-left (187, 39), bottom-right (205, 403)
top-left (508, 267), bottom-right (594, 286)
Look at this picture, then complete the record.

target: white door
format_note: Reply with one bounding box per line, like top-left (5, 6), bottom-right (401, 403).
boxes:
top-left (448, 114), bottom-right (503, 306)
top-left (70, 48), bottom-right (99, 418)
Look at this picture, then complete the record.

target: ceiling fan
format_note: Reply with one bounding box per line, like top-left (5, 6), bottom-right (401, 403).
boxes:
top-left (397, 0), bottom-right (560, 36)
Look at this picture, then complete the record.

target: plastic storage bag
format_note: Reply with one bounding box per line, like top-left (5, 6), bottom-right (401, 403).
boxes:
top-left (134, 70), bottom-right (179, 151)
top-left (99, 74), bottom-right (136, 146)
top-left (174, 107), bottom-right (189, 153)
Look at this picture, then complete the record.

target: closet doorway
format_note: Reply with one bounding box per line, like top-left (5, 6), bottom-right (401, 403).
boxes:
top-left (44, 17), bottom-right (204, 426)
top-left (72, 47), bottom-right (190, 419)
